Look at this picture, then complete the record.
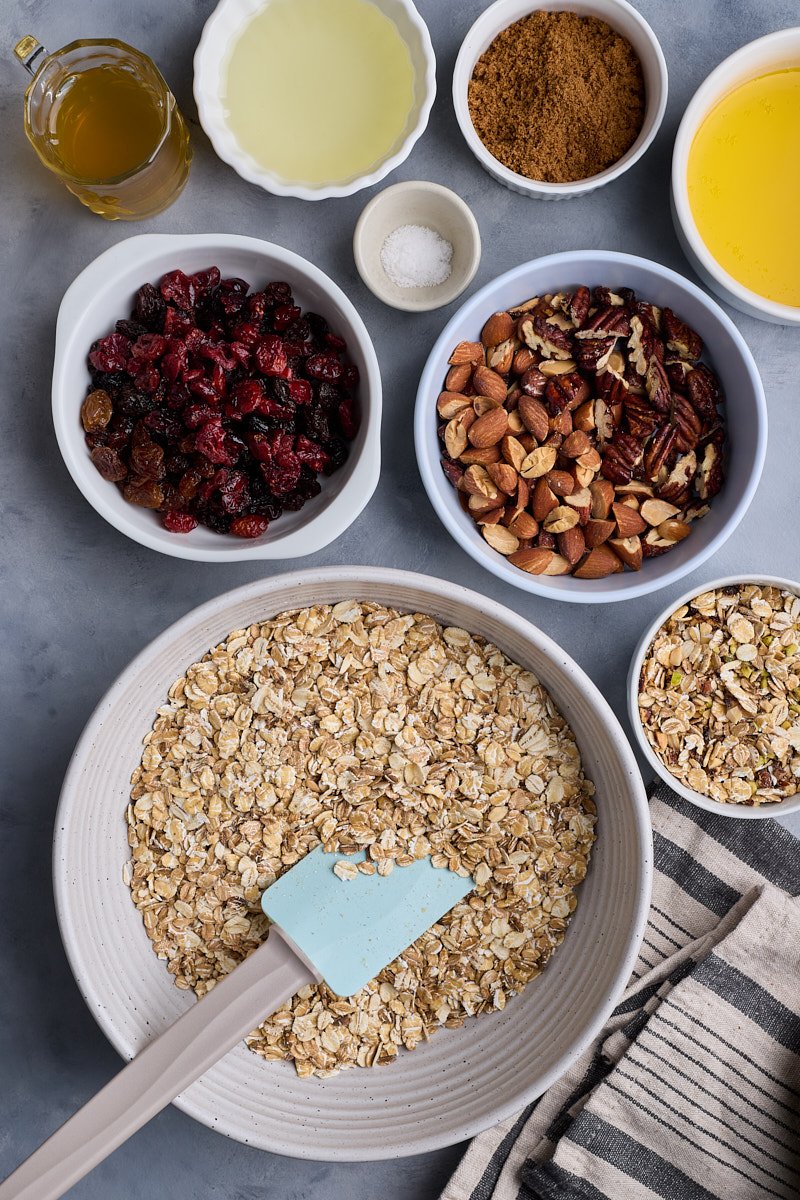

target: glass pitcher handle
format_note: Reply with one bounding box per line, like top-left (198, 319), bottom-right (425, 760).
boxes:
top-left (14, 35), bottom-right (48, 76)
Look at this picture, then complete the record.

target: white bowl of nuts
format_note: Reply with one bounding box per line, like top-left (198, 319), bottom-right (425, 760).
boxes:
top-left (629, 576), bottom-right (800, 818)
top-left (414, 250), bottom-right (767, 602)
top-left (53, 566), bottom-right (651, 1157)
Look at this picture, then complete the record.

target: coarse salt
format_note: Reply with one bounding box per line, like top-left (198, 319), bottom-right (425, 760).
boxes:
top-left (380, 223), bottom-right (453, 289)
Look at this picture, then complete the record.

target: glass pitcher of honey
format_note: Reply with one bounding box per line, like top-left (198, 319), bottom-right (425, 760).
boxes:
top-left (15, 36), bottom-right (192, 220)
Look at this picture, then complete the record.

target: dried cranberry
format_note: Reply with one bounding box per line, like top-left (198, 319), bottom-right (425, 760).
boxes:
top-left (263, 282), bottom-right (293, 307)
top-left (218, 277), bottom-right (249, 314)
top-left (230, 379), bottom-right (265, 414)
top-left (337, 400), bottom-right (358, 439)
top-left (134, 366), bottom-right (161, 394)
top-left (88, 333), bottom-right (131, 373)
top-left (295, 435), bottom-right (330, 473)
top-left (193, 417), bottom-right (236, 465)
top-left (189, 377), bottom-right (221, 403)
top-left (288, 379), bottom-right (312, 405)
top-left (230, 321), bottom-right (261, 348)
top-left (306, 353), bottom-right (342, 383)
top-left (254, 335), bottom-right (288, 377)
top-left (131, 333), bottom-right (166, 362)
top-left (163, 308), bottom-right (193, 338)
top-left (90, 445), bottom-right (127, 481)
top-left (162, 510), bottom-right (198, 533)
top-left (218, 471), bottom-right (251, 514)
top-left (324, 331), bottom-right (347, 352)
top-left (243, 293), bottom-right (267, 322)
top-left (273, 304), bottom-right (302, 331)
top-left (161, 353), bottom-right (186, 383)
top-left (133, 283), bottom-right (166, 331)
top-left (190, 267), bottom-right (221, 297)
top-left (342, 364), bottom-right (359, 392)
top-left (160, 269), bottom-right (195, 311)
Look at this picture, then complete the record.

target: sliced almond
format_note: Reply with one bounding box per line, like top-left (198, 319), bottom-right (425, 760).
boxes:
top-left (612, 502), bottom-right (647, 538)
top-left (532, 478), bottom-right (559, 521)
top-left (518, 396), bottom-right (549, 440)
top-left (584, 518), bottom-right (616, 548)
top-left (437, 390), bottom-right (472, 419)
top-left (520, 445), bottom-right (558, 480)
top-left (558, 525), bottom-right (586, 565)
top-left (486, 461), bottom-right (518, 495)
top-left (448, 340), bottom-right (483, 365)
top-left (573, 545), bottom-right (624, 579)
top-left (589, 479), bottom-right (615, 520)
top-left (609, 536), bottom-right (642, 570)
top-left (468, 407), bottom-right (508, 449)
top-left (473, 364), bottom-right (507, 403)
top-left (543, 505), bottom-right (579, 534)
top-left (481, 311), bottom-right (515, 348)
top-left (482, 524), bottom-right (520, 555)
top-left (640, 498), bottom-right (680, 526)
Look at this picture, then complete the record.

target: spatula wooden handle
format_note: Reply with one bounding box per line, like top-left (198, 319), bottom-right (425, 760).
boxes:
top-left (0, 931), bottom-right (311, 1200)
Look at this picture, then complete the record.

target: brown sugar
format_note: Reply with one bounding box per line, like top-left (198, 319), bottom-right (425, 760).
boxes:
top-left (467, 10), bottom-right (645, 184)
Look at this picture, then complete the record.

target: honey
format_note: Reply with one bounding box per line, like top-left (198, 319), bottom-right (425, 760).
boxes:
top-left (51, 66), bottom-right (165, 180)
top-left (223, 0), bottom-right (415, 186)
top-left (687, 68), bottom-right (800, 307)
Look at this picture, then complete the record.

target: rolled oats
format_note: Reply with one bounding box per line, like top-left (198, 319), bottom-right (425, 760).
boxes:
top-left (126, 603), bottom-right (596, 1076)
top-left (638, 584), bottom-right (800, 804)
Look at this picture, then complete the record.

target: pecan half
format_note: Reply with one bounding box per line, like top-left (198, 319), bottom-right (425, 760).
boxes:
top-left (663, 307), bottom-right (702, 361)
top-left (624, 394), bottom-right (660, 441)
top-left (686, 363), bottom-right (722, 421)
top-left (643, 423), bottom-right (678, 482)
top-left (574, 305), bottom-right (630, 339)
top-left (602, 432), bottom-right (644, 484)
top-left (671, 393), bottom-right (702, 452)
top-left (645, 357), bottom-right (671, 413)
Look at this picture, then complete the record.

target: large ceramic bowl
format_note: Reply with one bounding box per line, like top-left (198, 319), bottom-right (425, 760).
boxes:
top-left (452, 0), bottom-right (667, 199)
top-left (53, 566), bottom-right (651, 1159)
top-left (628, 574), bottom-right (800, 820)
top-left (672, 28), bottom-right (800, 326)
top-left (52, 234), bottom-right (381, 562)
top-left (193, 0), bottom-right (436, 201)
top-left (415, 250), bottom-right (767, 604)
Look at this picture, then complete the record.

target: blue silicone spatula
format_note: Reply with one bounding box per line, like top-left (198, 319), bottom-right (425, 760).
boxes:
top-left (0, 849), bottom-right (472, 1200)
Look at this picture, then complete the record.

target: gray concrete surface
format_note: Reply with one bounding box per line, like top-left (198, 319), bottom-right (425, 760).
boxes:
top-left (1, 0), bottom-right (798, 1195)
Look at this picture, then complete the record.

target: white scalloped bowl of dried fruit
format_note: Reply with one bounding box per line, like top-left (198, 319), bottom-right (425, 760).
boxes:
top-left (414, 250), bottom-right (767, 603)
top-left (628, 575), bottom-right (800, 819)
top-left (53, 566), bottom-right (651, 1158)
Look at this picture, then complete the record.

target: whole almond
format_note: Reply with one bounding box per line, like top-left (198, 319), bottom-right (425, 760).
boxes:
top-left (520, 445), bottom-right (558, 480)
top-left (473, 364), bottom-right (507, 403)
top-left (481, 311), bottom-right (515, 348)
top-left (584, 518), bottom-right (616, 548)
top-left (462, 465), bottom-right (498, 499)
top-left (482, 523), bottom-right (520, 555)
top-left (549, 409), bottom-right (573, 437)
top-left (437, 391), bottom-right (472, 419)
top-left (542, 552), bottom-right (572, 576)
top-left (574, 545), bottom-right (624, 579)
top-left (543, 505), bottom-right (579, 534)
top-left (612, 502), bottom-right (647, 538)
top-left (562, 430), bottom-right (591, 457)
top-left (513, 347), bottom-right (539, 375)
top-left (487, 461), bottom-right (519, 494)
top-left (477, 506), bottom-right (505, 525)
top-left (532, 478), bottom-right (559, 521)
top-left (547, 470), bottom-right (575, 497)
top-left (469, 407), bottom-right (508, 449)
top-left (656, 518), bottom-right (692, 542)
top-left (508, 511), bottom-right (539, 539)
top-left (444, 363), bottom-right (472, 393)
top-left (460, 445), bottom-right (501, 465)
top-left (448, 340), bottom-right (483, 365)
top-left (518, 395), bottom-right (549, 441)
top-left (558, 525), bottom-right (586, 565)
top-left (508, 547), bottom-right (553, 574)
top-left (589, 479), bottom-right (615, 519)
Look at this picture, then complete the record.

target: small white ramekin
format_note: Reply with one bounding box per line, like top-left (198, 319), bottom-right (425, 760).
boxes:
top-left (628, 575), bottom-right (800, 819)
top-left (452, 0), bottom-right (668, 199)
top-left (52, 234), bottom-right (381, 562)
top-left (193, 0), bottom-right (436, 201)
top-left (672, 28), bottom-right (800, 326)
top-left (353, 181), bottom-right (481, 312)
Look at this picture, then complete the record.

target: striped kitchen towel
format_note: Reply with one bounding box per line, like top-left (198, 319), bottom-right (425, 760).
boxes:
top-left (441, 782), bottom-right (800, 1200)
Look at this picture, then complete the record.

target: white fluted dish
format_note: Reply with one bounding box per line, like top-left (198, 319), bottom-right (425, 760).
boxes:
top-left (53, 567), bottom-right (650, 1159)
top-left (52, 234), bottom-right (381, 562)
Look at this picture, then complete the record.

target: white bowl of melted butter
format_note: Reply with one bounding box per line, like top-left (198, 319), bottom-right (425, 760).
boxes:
top-left (194, 0), bottom-right (436, 200)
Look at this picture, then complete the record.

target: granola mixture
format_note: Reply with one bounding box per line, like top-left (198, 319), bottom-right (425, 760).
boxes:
top-left (638, 584), bottom-right (800, 805)
top-left (125, 602), bottom-right (597, 1076)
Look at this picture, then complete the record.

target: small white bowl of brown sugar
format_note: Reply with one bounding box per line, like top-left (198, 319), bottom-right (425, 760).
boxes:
top-left (629, 576), bottom-right (800, 818)
top-left (453, 0), bottom-right (668, 198)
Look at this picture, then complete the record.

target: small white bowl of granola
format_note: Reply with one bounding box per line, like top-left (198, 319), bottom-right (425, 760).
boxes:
top-left (628, 575), bottom-right (800, 818)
